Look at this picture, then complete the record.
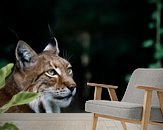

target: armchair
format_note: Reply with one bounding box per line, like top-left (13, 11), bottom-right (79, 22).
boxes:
top-left (85, 68), bottom-right (163, 130)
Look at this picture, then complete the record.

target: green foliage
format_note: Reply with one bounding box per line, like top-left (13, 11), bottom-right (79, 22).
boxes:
top-left (151, 10), bottom-right (157, 20)
top-left (0, 64), bottom-right (41, 130)
top-left (0, 63), bottom-right (14, 89)
top-left (154, 45), bottom-right (163, 60)
top-left (148, 22), bottom-right (156, 29)
top-left (0, 91), bottom-right (41, 113)
top-left (149, 61), bottom-right (162, 68)
top-left (126, 0), bottom-right (162, 82)
top-left (142, 39), bottom-right (154, 48)
top-left (0, 123), bottom-right (19, 130)
top-left (0, 63), bottom-right (41, 113)
top-left (142, 0), bottom-right (162, 68)
top-left (0, 59), bottom-right (9, 69)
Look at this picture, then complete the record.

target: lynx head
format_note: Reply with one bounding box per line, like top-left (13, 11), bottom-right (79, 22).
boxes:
top-left (14, 37), bottom-right (76, 113)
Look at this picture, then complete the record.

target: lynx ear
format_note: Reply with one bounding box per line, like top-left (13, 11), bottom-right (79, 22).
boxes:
top-left (15, 40), bottom-right (38, 69)
top-left (44, 37), bottom-right (60, 55)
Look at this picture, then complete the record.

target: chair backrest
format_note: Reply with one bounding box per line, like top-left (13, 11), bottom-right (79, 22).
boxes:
top-left (122, 68), bottom-right (163, 107)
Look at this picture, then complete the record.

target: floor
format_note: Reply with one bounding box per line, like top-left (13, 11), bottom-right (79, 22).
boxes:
top-left (0, 113), bottom-right (140, 130)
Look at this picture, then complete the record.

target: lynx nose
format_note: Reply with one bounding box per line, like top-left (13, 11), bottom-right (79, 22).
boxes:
top-left (68, 86), bottom-right (75, 92)
top-left (67, 82), bottom-right (76, 92)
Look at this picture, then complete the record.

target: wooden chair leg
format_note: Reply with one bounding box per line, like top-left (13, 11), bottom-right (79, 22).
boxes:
top-left (121, 121), bottom-right (127, 130)
top-left (92, 113), bottom-right (98, 130)
top-left (141, 90), bottom-right (152, 130)
top-left (141, 122), bottom-right (148, 130)
top-left (157, 91), bottom-right (163, 114)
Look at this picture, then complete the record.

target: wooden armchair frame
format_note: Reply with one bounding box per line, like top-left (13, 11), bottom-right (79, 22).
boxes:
top-left (87, 82), bottom-right (163, 130)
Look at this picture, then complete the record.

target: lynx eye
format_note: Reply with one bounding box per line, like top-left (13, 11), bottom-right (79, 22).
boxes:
top-left (67, 67), bottom-right (72, 75)
top-left (45, 69), bottom-right (58, 77)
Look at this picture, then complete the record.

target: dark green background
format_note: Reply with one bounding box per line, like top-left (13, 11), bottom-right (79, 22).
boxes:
top-left (0, 0), bottom-right (162, 112)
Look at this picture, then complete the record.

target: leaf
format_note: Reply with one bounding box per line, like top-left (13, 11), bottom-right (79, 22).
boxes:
top-left (10, 92), bottom-right (41, 106)
top-left (142, 39), bottom-right (154, 48)
top-left (0, 63), bottom-right (14, 89)
top-left (154, 45), bottom-right (163, 60)
top-left (0, 92), bottom-right (41, 113)
top-left (149, 62), bottom-right (162, 68)
top-left (151, 11), bottom-right (157, 20)
top-left (0, 123), bottom-right (19, 130)
top-left (148, 22), bottom-right (155, 29)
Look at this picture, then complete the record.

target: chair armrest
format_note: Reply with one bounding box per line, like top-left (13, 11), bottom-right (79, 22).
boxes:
top-left (87, 82), bottom-right (118, 101)
top-left (87, 82), bottom-right (118, 89)
top-left (136, 86), bottom-right (163, 92)
top-left (137, 85), bottom-right (163, 117)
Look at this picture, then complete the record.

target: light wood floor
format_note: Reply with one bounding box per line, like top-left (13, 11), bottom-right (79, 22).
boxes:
top-left (0, 113), bottom-right (140, 130)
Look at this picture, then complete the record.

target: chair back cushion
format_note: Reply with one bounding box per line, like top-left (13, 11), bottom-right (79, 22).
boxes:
top-left (122, 68), bottom-right (163, 107)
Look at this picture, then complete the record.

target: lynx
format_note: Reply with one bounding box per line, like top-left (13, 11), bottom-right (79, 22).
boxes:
top-left (0, 38), bottom-right (76, 113)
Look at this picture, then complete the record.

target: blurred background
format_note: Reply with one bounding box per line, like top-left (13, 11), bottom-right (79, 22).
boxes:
top-left (0, 0), bottom-right (162, 112)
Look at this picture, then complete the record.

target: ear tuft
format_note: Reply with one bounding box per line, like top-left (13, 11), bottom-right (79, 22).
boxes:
top-left (44, 37), bottom-right (60, 55)
top-left (16, 40), bottom-right (38, 69)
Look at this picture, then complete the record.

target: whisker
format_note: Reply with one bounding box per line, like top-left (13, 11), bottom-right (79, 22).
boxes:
top-left (61, 49), bottom-right (73, 62)
top-left (64, 50), bottom-right (67, 60)
top-left (67, 54), bottom-right (73, 61)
